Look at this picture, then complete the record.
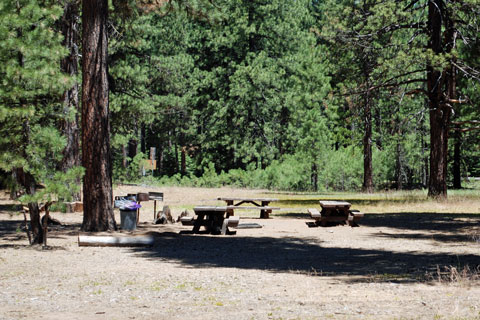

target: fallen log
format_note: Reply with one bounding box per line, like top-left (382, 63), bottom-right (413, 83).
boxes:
top-left (78, 235), bottom-right (155, 247)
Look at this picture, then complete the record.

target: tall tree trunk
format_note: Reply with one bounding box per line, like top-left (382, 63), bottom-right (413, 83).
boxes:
top-left (158, 147), bottom-right (164, 175)
top-left (395, 139), bottom-right (404, 190)
top-left (311, 163), bottom-right (318, 192)
top-left (181, 146), bottom-right (187, 176)
top-left (420, 114), bottom-right (428, 187)
top-left (81, 0), bottom-right (116, 231)
top-left (128, 138), bottom-right (138, 161)
top-left (452, 130), bottom-right (462, 189)
top-left (60, 0), bottom-right (81, 201)
top-left (141, 124), bottom-right (146, 154)
top-left (427, 0), bottom-right (452, 198)
top-left (13, 168), bottom-right (43, 244)
top-left (362, 87), bottom-right (374, 193)
top-left (122, 145), bottom-right (128, 169)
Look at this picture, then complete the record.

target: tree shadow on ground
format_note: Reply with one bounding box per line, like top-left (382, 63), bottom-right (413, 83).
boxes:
top-left (0, 204), bottom-right (22, 212)
top-left (0, 220), bottom-right (23, 239)
top-left (2, 213), bottom-right (479, 283)
top-left (0, 218), bottom-right (82, 242)
top-left (131, 231), bottom-right (480, 283)
top-left (361, 212), bottom-right (480, 243)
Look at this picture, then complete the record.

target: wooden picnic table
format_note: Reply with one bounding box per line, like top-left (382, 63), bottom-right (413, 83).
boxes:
top-left (308, 200), bottom-right (363, 227)
top-left (217, 197), bottom-right (280, 219)
top-left (191, 206), bottom-right (239, 235)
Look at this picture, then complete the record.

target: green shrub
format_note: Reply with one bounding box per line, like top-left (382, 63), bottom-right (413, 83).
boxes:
top-left (319, 146), bottom-right (363, 191)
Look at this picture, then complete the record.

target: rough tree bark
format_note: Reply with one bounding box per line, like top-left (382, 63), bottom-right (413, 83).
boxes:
top-left (427, 0), bottom-right (453, 198)
top-left (81, 0), bottom-right (116, 231)
top-left (362, 84), bottom-right (374, 193)
top-left (60, 0), bottom-right (81, 201)
top-left (13, 168), bottom-right (43, 244)
top-left (452, 131), bottom-right (462, 189)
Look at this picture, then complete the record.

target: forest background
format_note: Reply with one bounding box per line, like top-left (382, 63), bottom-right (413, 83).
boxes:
top-left (1, 0), bottom-right (479, 218)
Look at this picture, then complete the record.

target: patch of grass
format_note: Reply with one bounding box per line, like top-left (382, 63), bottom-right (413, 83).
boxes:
top-left (267, 189), bottom-right (480, 215)
top-left (175, 282), bottom-right (188, 290)
top-left (150, 281), bottom-right (167, 292)
top-left (172, 281), bottom-right (207, 292)
top-left (79, 278), bottom-right (112, 290)
top-left (367, 273), bottom-right (415, 282)
top-left (90, 279), bottom-right (112, 286)
top-left (123, 280), bottom-right (136, 286)
top-left (426, 265), bottom-right (480, 285)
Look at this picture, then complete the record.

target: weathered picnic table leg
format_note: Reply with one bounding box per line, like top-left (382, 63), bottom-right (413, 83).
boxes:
top-left (320, 209), bottom-right (328, 226)
top-left (320, 208), bottom-right (331, 226)
top-left (153, 200), bottom-right (157, 221)
top-left (209, 212), bottom-right (224, 235)
top-left (260, 201), bottom-right (270, 219)
top-left (192, 213), bottom-right (205, 233)
top-left (226, 200), bottom-right (234, 217)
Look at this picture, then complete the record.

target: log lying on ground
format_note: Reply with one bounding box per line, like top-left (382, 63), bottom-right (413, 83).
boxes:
top-left (78, 234), bottom-right (155, 247)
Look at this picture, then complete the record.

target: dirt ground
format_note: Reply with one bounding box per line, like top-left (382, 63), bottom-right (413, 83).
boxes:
top-left (1, 185), bottom-right (479, 320)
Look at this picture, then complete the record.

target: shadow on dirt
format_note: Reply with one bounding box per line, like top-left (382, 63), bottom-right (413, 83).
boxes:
top-left (131, 231), bottom-right (479, 282)
top-left (0, 204), bottom-right (22, 212)
top-left (1, 212), bottom-right (479, 282)
top-left (131, 212), bottom-right (480, 281)
top-left (0, 219), bottom-right (82, 242)
top-left (361, 212), bottom-right (480, 242)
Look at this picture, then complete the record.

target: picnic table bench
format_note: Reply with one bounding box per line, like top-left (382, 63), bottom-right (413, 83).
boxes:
top-left (308, 200), bottom-right (364, 227)
top-left (217, 197), bottom-right (280, 218)
top-left (186, 206), bottom-right (240, 235)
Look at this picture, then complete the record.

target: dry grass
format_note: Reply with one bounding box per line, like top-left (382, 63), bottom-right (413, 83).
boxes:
top-left (360, 199), bottom-right (480, 214)
top-left (426, 265), bottom-right (480, 285)
top-left (263, 189), bottom-right (480, 216)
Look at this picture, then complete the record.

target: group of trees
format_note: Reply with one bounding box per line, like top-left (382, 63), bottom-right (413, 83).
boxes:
top-left (0, 0), bottom-right (479, 240)
top-left (108, 0), bottom-right (479, 194)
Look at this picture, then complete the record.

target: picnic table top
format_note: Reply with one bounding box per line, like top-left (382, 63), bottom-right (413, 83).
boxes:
top-left (217, 197), bottom-right (279, 202)
top-left (194, 205), bottom-right (280, 212)
top-left (319, 200), bottom-right (351, 208)
top-left (194, 206), bottom-right (229, 212)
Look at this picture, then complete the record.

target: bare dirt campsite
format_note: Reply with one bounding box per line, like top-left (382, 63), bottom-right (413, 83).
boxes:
top-left (1, 186), bottom-right (480, 320)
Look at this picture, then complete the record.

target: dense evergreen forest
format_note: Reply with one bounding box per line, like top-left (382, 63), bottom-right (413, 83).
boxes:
top-left (1, 0), bottom-right (479, 237)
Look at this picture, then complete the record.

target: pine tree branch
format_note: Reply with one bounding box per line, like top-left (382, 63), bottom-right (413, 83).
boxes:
top-left (368, 78), bottom-right (425, 92)
top-left (450, 127), bottom-right (480, 132)
top-left (448, 98), bottom-right (469, 104)
top-left (451, 120), bottom-right (480, 126)
top-left (452, 61), bottom-right (480, 82)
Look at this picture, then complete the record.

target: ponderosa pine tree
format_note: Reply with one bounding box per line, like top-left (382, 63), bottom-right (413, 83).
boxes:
top-left (59, 0), bottom-right (81, 201)
top-left (0, 0), bottom-right (82, 243)
top-left (319, 0), bottom-right (383, 193)
top-left (320, 0), bottom-right (480, 197)
top-left (184, 0), bottom-right (330, 172)
top-left (81, 0), bottom-right (116, 231)
top-left (106, 0), bottom-right (331, 184)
